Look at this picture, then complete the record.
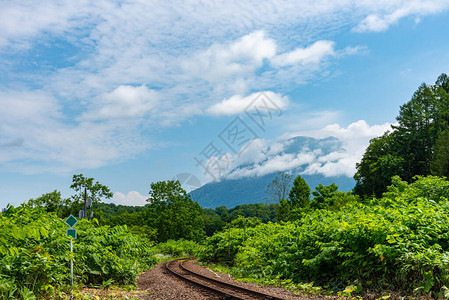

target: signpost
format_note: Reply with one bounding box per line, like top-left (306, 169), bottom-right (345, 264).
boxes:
top-left (65, 215), bottom-right (78, 228)
top-left (65, 215), bottom-right (78, 298)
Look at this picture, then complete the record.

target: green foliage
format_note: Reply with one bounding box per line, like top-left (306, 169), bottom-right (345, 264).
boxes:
top-left (25, 190), bottom-right (70, 218)
top-left (277, 198), bottom-right (291, 222)
top-left (199, 226), bottom-right (249, 265)
top-left (355, 73), bottom-right (449, 197)
top-left (70, 174), bottom-right (113, 214)
top-left (146, 180), bottom-right (205, 242)
top-left (228, 203), bottom-right (277, 223)
top-left (0, 206), bottom-right (69, 298)
top-left (431, 130), bottom-right (449, 177)
top-left (381, 175), bottom-right (449, 206)
top-left (231, 216), bottom-right (261, 229)
top-left (153, 239), bottom-right (202, 257)
top-left (0, 206), bottom-right (156, 298)
top-left (289, 175), bottom-right (310, 208)
top-left (74, 220), bottom-right (156, 286)
top-left (101, 207), bottom-right (157, 241)
top-left (310, 183), bottom-right (339, 208)
top-left (201, 208), bottom-right (226, 236)
top-left (200, 176), bottom-right (449, 297)
top-left (21, 175), bottom-right (114, 222)
top-left (354, 132), bottom-right (403, 197)
top-left (311, 184), bottom-right (359, 211)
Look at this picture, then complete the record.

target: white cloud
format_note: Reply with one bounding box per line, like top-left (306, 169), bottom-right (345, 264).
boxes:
top-left (271, 40), bottom-right (335, 67)
top-left (355, 14), bottom-right (392, 32)
top-left (353, 1), bottom-right (449, 32)
top-left (83, 85), bottom-right (158, 120)
top-left (0, 89), bottom-right (148, 173)
top-left (0, 0), bottom-right (446, 174)
top-left (182, 31), bottom-right (277, 95)
top-left (184, 30), bottom-right (276, 81)
top-left (110, 191), bottom-right (148, 206)
top-left (294, 120), bottom-right (393, 176)
top-left (207, 91), bottom-right (288, 116)
top-left (232, 139), bottom-right (270, 167)
top-left (184, 34), bottom-right (347, 97)
top-left (298, 120), bottom-right (394, 141)
top-left (219, 120), bottom-right (393, 180)
top-left (0, 1), bottom-right (92, 49)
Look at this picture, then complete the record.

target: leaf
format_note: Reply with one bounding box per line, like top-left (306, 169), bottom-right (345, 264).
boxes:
top-left (20, 287), bottom-right (36, 300)
top-left (10, 226), bottom-right (19, 239)
top-left (39, 226), bottom-right (48, 238)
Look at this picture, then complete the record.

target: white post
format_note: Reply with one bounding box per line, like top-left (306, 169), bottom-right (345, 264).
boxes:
top-left (70, 238), bottom-right (73, 298)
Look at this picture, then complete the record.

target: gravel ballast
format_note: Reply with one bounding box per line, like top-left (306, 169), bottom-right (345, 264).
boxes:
top-left (137, 259), bottom-right (331, 299)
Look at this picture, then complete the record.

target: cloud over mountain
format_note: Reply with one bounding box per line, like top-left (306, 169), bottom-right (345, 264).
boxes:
top-left (202, 120), bottom-right (393, 181)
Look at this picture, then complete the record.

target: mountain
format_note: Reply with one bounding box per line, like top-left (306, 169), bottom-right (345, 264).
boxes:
top-left (190, 136), bottom-right (356, 209)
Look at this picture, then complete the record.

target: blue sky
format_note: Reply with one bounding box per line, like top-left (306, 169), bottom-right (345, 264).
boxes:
top-left (1, 1), bottom-right (449, 207)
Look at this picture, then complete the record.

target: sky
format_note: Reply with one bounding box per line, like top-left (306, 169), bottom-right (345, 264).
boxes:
top-left (1, 0), bottom-right (449, 208)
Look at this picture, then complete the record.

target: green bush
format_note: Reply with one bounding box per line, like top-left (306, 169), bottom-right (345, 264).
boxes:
top-left (74, 220), bottom-right (156, 286)
top-left (153, 239), bottom-right (202, 257)
top-left (200, 176), bottom-right (449, 297)
top-left (199, 224), bottom-right (260, 265)
top-left (0, 206), bottom-right (156, 298)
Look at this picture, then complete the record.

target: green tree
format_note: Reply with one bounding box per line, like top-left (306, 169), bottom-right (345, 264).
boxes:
top-left (311, 183), bottom-right (339, 209)
top-left (431, 130), bottom-right (449, 177)
top-left (215, 206), bottom-right (230, 223)
top-left (231, 216), bottom-right (261, 229)
top-left (435, 73), bottom-right (449, 128)
top-left (25, 190), bottom-right (69, 217)
top-left (354, 73), bottom-right (449, 198)
top-left (277, 198), bottom-right (291, 222)
top-left (146, 180), bottom-right (205, 242)
top-left (228, 203), bottom-right (276, 223)
top-left (354, 132), bottom-right (404, 197)
top-left (288, 174), bottom-right (310, 208)
top-left (393, 83), bottom-right (439, 180)
top-left (202, 209), bottom-right (225, 236)
top-left (69, 174), bottom-right (113, 215)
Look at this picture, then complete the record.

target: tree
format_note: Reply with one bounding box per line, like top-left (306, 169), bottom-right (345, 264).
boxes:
top-left (231, 216), bottom-right (261, 229)
top-left (431, 130), bottom-right (449, 177)
top-left (146, 180), bottom-right (205, 242)
top-left (288, 175), bottom-right (310, 208)
top-left (355, 73), bottom-right (449, 198)
top-left (69, 174), bottom-right (113, 216)
top-left (201, 209), bottom-right (225, 236)
top-left (277, 198), bottom-right (291, 222)
top-left (393, 83), bottom-right (438, 179)
top-left (228, 203), bottom-right (276, 223)
top-left (354, 132), bottom-right (404, 197)
top-left (311, 183), bottom-right (339, 209)
top-left (26, 190), bottom-right (70, 217)
top-left (265, 172), bottom-right (293, 204)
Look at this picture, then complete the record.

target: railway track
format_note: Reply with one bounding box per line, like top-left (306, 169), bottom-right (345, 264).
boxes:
top-left (165, 258), bottom-right (287, 300)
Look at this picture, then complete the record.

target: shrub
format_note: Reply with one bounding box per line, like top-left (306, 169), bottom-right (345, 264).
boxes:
top-left (0, 206), bottom-right (156, 298)
top-left (200, 176), bottom-right (449, 297)
top-left (153, 239), bottom-right (203, 257)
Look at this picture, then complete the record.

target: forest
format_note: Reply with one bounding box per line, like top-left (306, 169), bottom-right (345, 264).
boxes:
top-left (1, 73), bottom-right (449, 299)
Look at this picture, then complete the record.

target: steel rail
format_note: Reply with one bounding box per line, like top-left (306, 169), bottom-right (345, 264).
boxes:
top-left (165, 258), bottom-right (245, 299)
top-left (180, 260), bottom-right (285, 300)
top-left (165, 258), bottom-right (286, 300)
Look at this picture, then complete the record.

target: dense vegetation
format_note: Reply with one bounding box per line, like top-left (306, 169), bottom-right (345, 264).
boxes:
top-left (0, 206), bottom-right (155, 299)
top-left (354, 73), bottom-right (449, 197)
top-left (200, 176), bottom-right (449, 297)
